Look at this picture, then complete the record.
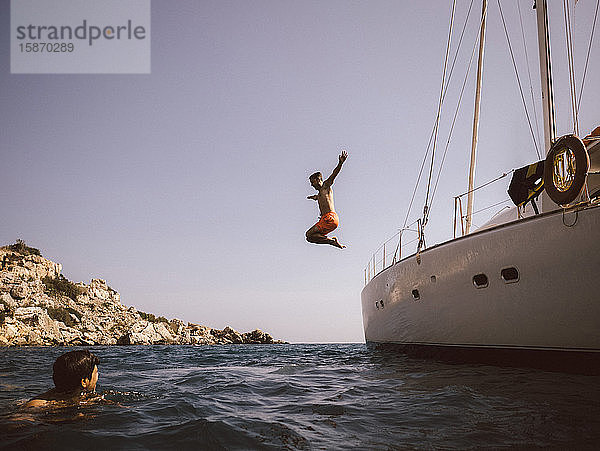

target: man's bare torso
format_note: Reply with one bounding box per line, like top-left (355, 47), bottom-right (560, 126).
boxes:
top-left (316, 186), bottom-right (335, 217)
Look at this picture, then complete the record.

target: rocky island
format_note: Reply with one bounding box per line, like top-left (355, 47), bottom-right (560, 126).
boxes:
top-left (0, 240), bottom-right (284, 346)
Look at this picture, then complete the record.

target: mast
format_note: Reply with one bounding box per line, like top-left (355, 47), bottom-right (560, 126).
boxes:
top-left (535, 0), bottom-right (557, 153)
top-left (535, 0), bottom-right (557, 213)
top-left (465, 0), bottom-right (488, 235)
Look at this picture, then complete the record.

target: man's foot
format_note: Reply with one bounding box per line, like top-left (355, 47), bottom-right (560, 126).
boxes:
top-left (330, 237), bottom-right (346, 249)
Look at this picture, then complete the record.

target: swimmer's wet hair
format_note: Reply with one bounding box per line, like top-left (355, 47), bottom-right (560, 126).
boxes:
top-left (309, 172), bottom-right (322, 181)
top-left (52, 350), bottom-right (100, 392)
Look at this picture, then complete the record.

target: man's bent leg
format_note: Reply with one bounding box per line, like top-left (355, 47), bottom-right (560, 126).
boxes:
top-left (306, 226), bottom-right (329, 244)
top-left (306, 231), bottom-right (331, 244)
top-left (306, 226), bottom-right (345, 248)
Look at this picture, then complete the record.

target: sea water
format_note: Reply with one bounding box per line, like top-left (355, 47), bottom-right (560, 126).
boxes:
top-left (1, 344), bottom-right (599, 450)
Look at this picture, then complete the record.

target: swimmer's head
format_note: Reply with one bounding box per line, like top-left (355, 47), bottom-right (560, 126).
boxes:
top-left (309, 172), bottom-right (322, 189)
top-left (52, 350), bottom-right (100, 393)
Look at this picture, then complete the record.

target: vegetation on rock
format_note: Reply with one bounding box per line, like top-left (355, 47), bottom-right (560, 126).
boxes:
top-left (0, 300), bottom-right (14, 325)
top-left (42, 275), bottom-right (85, 301)
top-left (47, 306), bottom-right (81, 327)
top-left (1, 239), bottom-right (41, 257)
top-left (139, 311), bottom-right (169, 324)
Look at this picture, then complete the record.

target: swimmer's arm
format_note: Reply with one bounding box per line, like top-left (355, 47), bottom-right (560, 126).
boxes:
top-left (323, 150), bottom-right (347, 188)
top-left (15, 399), bottom-right (44, 422)
top-left (24, 398), bottom-right (47, 408)
top-left (307, 195), bottom-right (318, 200)
top-left (24, 389), bottom-right (54, 408)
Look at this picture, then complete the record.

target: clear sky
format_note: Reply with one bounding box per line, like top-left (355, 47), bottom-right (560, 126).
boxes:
top-left (1, 1), bottom-right (599, 342)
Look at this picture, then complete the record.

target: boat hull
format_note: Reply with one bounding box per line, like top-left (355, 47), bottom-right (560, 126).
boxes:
top-left (361, 203), bottom-right (600, 364)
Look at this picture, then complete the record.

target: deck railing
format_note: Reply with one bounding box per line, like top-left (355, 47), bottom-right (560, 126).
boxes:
top-left (365, 197), bottom-right (513, 286)
top-left (363, 222), bottom-right (419, 285)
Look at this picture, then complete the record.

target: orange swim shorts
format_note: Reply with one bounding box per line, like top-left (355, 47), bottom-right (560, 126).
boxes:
top-left (314, 211), bottom-right (339, 235)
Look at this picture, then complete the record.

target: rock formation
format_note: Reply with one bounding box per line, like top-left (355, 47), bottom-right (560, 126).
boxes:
top-left (0, 241), bottom-right (284, 346)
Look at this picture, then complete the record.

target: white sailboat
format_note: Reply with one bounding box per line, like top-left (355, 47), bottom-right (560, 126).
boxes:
top-left (361, 0), bottom-right (600, 372)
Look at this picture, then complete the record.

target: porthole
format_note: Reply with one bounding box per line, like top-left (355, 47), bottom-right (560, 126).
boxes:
top-left (412, 289), bottom-right (420, 301)
top-left (501, 267), bottom-right (519, 283)
top-left (473, 273), bottom-right (489, 288)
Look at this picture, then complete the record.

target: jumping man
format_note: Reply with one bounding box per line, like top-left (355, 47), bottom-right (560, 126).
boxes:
top-left (306, 150), bottom-right (348, 249)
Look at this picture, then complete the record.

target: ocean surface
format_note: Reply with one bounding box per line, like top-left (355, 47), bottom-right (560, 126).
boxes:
top-left (1, 344), bottom-right (600, 450)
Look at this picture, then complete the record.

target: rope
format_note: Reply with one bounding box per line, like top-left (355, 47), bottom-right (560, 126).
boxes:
top-left (577, 0), bottom-right (600, 116)
top-left (497, 0), bottom-right (541, 159)
top-left (564, 0), bottom-right (579, 135)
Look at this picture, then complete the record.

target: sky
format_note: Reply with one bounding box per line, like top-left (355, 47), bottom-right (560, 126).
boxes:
top-left (1, 0), bottom-right (599, 343)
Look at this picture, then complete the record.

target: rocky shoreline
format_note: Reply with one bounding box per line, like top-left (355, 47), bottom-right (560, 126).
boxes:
top-left (0, 241), bottom-right (284, 346)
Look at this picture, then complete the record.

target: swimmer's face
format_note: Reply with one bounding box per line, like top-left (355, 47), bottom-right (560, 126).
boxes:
top-left (82, 365), bottom-right (99, 392)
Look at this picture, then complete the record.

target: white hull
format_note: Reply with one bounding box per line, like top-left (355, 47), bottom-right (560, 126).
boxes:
top-left (361, 203), bottom-right (600, 354)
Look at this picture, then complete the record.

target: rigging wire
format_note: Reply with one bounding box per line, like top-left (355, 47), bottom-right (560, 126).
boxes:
top-left (401, 122), bottom-right (436, 232)
top-left (497, 0), bottom-right (542, 159)
top-left (401, 0), bottom-right (475, 233)
top-left (445, 0), bottom-right (477, 105)
top-left (429, 6), bottom-right (487, 213)
top-left (430, 1), bottom-right (543, 235)
top-left (577, 0), bottom-right (599, 117)
top-left (422, 0), bottom-right (457, 235)
top-left (452, 172), bottom-right (513, 236)
top-left (455, 170), bottom-right (513, 198)
top-left (516, 0), bottom-right (542, 151)
top-left (463, 198), bottom-right (512, 218)
top-left (564, 0), bottom-right (579, 135)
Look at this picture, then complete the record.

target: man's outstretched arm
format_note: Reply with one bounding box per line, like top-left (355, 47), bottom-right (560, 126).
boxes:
top-left (323, 150), bottom-right (348, 188)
